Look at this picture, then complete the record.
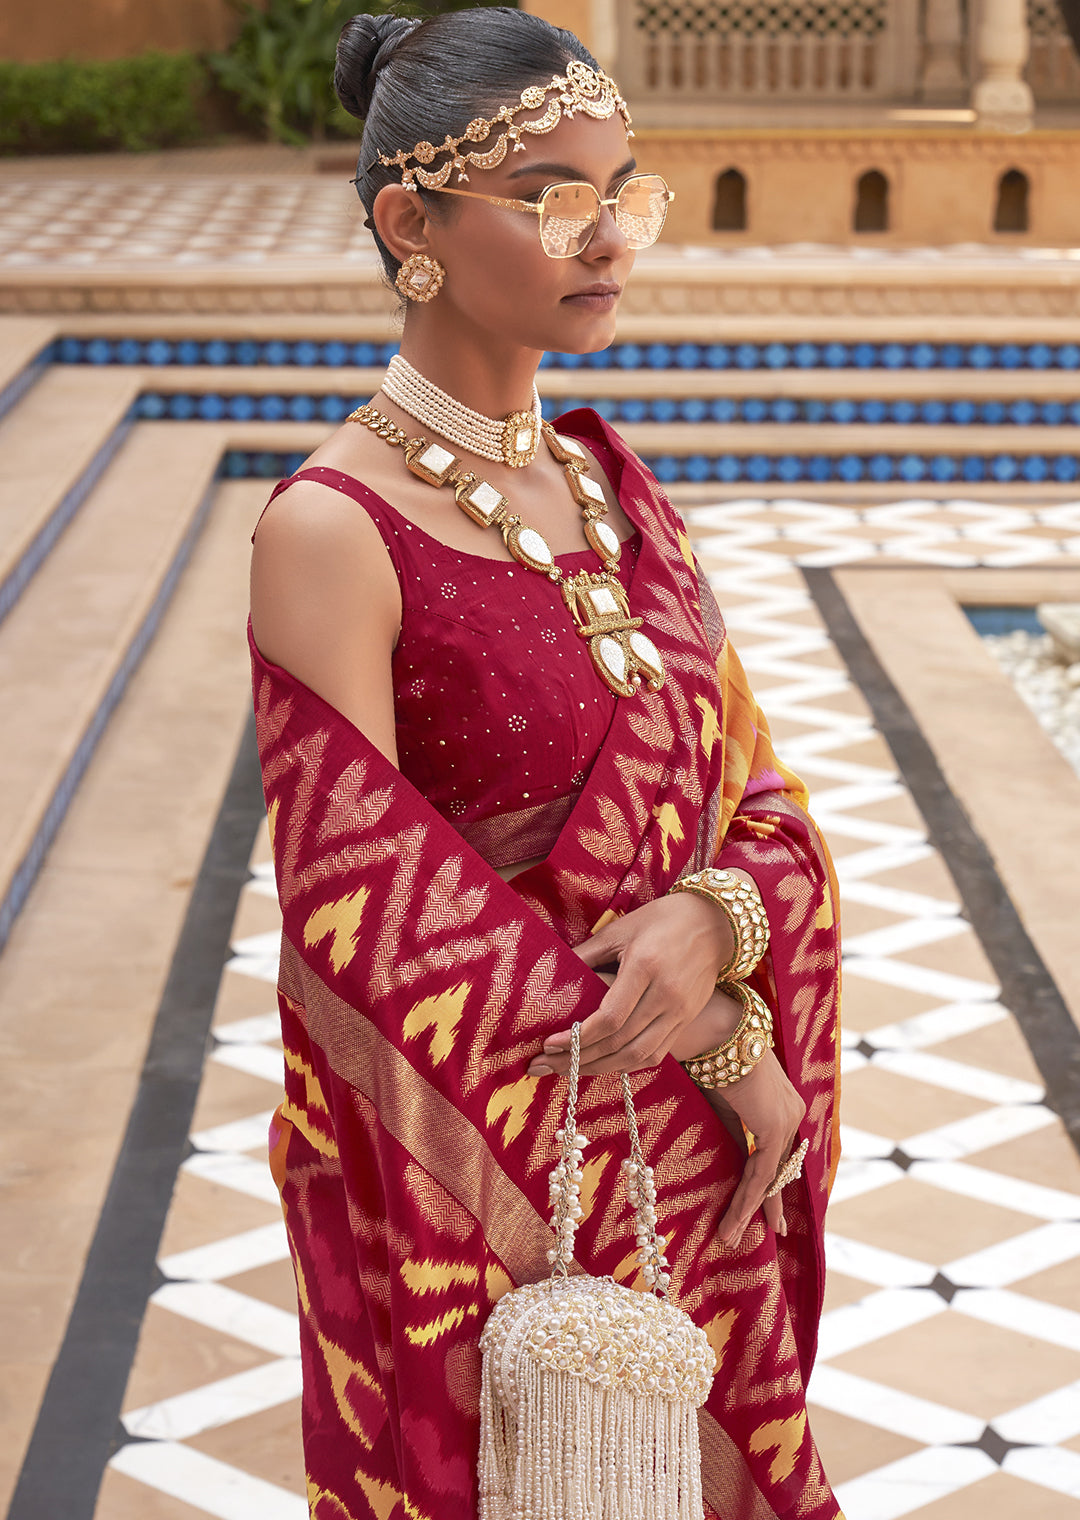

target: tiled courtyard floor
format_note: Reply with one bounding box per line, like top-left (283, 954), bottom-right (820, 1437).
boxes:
top-left (80, 500), bottom-right (1080, 1520)
top-left (5, 143), bottom-right (1080, 271)
top-left (1, 143), bottom-right (1079, 1520)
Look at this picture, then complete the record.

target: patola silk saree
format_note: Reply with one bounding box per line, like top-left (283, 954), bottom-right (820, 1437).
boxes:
top-left (252, 415), bottom-right (843, 1520)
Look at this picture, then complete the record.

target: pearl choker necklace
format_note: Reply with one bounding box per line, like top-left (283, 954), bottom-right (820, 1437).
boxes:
top-left (381, 354), bottom-right (543, 469)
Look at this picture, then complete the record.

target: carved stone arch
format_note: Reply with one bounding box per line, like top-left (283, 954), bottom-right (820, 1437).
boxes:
top-left (994, 166), bottom-right (1030, 232)
top-left (853, 168), bottom-right (890, 232)
top-left (712, 167), bottom-right (748, 231)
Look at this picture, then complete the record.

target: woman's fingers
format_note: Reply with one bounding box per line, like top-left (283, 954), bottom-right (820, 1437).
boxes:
top-left (573, 928), bottom-right (622, 968)
top-left (762, 1190), bottom-right (786, 1238)
top-left (529, 979), bottom-right (675, 1077)
top-left (716, 1146), bottom-right (778, 1247)
top-left (534, 893), bottom-right (738, 1077)
top-left (701, 1052), bottom-right (806, 1246)
top-left (540, 960), bottom-right (661, 1064)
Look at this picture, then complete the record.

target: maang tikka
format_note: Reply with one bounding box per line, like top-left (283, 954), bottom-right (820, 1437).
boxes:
top-left (373, 60), bottom-right (632, 193)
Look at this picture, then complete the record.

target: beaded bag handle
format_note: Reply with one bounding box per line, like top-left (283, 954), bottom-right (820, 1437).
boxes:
top-left (548, 1023), bottom-right (672, 1296)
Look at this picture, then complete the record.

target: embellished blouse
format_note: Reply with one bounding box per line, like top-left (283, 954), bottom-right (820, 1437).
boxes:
top-left (262, 418), bottom-right (641, 868)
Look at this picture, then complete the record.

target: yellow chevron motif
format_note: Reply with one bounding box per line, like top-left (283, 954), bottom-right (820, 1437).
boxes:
top-left (486, 1260), bottom-right (513, 1302)
top-left (282, 1047), bottom-right (339, 1159)
top-left (402, 982), bottom-right (471, 1066)
top-left (485, 1074), bottom-right (540, 1145)
top-left (701, 1306), bottom-right (738, 1368)
top-left (400, 1257), bottom-right (479, 1296)
top-left (694, 694), bottom-right (722, 761)
top-left (652, 801), bottom-right (685, 873)
top-left (304, 887), bottom-right (370, 974)
top-left (404, 1303), bottom-right (479, 1346)
top-left (749, 1410), bottom-right (808, 1486)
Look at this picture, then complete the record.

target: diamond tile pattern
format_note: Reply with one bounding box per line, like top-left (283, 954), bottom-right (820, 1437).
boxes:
top-left (99, 501), bottom-right (1080, 1519)
top-left (0, 181), bottom-right (376, 269)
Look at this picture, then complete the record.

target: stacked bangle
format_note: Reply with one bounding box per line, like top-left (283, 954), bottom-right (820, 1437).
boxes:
top-left (670, 867), bottom-right (770, 982)
top-left (680, 982), bottom-right (774, 1091)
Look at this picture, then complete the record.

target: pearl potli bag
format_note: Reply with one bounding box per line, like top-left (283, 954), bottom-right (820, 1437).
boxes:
top-left (479, 1024), bottom-right (716, 1520)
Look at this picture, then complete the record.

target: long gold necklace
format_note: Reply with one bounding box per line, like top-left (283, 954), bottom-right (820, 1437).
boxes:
top-left (348, 402), bottom-right (665, 699)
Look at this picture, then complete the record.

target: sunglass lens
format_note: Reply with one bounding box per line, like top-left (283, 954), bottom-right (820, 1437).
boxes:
top-left (539, 183), bottom-right (600, 257)
top-left (615, 174), bottom-right (669, 249)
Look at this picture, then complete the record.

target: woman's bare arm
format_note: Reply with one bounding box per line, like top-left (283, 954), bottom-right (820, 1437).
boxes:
top-left (250, 479), bottom-right (402, 765)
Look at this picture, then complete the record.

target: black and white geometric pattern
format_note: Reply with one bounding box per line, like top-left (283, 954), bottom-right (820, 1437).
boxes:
top-left (104, 497), bottom-right (1080, 1518)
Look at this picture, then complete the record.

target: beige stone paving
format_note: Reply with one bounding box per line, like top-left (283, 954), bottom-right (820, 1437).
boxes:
top-left (74, 497), bottom-right (1080, 1519)
top-left (0, 269), bottom-right (1078, 1515)
top-left (0, 481), bottom-right (263, 1512)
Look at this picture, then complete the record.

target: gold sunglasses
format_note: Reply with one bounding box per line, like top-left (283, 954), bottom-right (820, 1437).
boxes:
top-left (433, 172), bottom-right (674, 258)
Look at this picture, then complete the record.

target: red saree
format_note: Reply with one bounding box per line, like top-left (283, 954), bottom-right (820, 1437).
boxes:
top-left (252, 413), bottom-right (843, 1520)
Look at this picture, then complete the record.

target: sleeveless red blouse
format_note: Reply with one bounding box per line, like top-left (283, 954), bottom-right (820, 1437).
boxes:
top-left (260, 412), bottom-right (641, 868)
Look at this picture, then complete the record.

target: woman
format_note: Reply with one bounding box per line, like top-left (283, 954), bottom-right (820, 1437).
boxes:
top-left (249, 9), bottom-right (843, 1519)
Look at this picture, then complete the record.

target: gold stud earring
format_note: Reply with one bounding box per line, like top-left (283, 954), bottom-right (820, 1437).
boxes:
top-left (395, 252), bottom-right (445, 303)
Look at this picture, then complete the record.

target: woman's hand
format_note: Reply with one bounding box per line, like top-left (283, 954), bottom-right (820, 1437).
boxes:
top-left (527, 892), bottom-right (736, 1079)
top-left (704, 1050), bottom-right (806, 1247)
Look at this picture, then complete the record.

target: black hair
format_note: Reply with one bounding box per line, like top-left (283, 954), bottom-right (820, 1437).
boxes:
top-left (335, 7), bottom-right (598, 281)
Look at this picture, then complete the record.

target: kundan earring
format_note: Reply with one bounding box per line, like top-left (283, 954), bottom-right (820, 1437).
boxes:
top-left (395, 252), bottom-right (445, 303)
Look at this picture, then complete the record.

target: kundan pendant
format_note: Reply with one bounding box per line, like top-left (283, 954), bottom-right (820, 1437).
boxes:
top-left (562, 573), bottom-right (666, 698)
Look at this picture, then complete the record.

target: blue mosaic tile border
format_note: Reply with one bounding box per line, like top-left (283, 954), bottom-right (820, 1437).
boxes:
top-left (0, 472), bottom-right (217, 953)
top-left (51, 337), bottom-right (1080, 372)
top-left (221, 448), bottom-right (1080, 485)
top-left (0, 342), bottom-right (51, 424)
top-left (134, 392), bottom-right (1080, 427)
top-left (0, 416), bottom-right (133, 629)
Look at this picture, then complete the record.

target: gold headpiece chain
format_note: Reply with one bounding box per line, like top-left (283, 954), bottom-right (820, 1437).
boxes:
top-left (373, 60), bottom-right (633, 194)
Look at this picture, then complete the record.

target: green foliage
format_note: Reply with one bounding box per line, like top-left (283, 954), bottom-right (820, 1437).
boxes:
top-left (209, 0), bottom-right (402, 146)
top-left (0, 52), bottom-right (205, 155)
top-left (208, 0), bottom-right (518, 146)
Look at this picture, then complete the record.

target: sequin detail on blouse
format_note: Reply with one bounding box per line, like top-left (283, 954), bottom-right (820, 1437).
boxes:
top-left (267, 463), bottom-right (640, 868)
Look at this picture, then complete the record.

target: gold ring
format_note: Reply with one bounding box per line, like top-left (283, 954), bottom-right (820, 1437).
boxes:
top-left (764, 1138), bottom-right (809, 1199)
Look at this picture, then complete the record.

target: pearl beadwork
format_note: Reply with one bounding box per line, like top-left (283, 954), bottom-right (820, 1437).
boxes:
top-left (382, 354), bottom-right (543, 468)
top-left (478, 1023), bottom-right (715, 1520)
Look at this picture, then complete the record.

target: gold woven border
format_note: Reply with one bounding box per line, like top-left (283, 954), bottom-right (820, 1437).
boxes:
top-left (280, 936), bottom-right (558, 1286)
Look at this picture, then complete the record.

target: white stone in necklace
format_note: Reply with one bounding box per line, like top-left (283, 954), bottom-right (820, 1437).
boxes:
top-left (381, 353), bottom-right (543, 469)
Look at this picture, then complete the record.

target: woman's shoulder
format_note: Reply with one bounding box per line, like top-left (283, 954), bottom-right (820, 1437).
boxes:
top-left (252, 422), bottom-right (406, 557)
top-left (250, 449), bottom-right (403, 701)
top-left (252, 472), bottom-right (390, 574)
top-left (251, 442), bottom-right (404, 617)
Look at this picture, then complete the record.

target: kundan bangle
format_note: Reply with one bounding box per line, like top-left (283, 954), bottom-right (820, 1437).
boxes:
top-left (670, 867), bottom-right (770, 982)
top-left (679, 982), bottom-right (775, 1091)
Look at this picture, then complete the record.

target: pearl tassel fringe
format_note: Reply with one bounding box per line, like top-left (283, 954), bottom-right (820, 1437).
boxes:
top-left (478, 1025), bottom-right (715, 1520)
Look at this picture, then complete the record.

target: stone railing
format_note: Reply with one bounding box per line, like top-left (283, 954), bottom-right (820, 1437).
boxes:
top-left (620, 0), bottom-right (918, 101)
top-left (616, 0), bottom-right (1079, 108)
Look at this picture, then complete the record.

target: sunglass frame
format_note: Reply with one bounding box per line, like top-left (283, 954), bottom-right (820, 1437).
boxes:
top-left (427, 173), bottom-right (674, 258)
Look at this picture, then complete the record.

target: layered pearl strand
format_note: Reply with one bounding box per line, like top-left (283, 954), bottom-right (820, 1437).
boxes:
top-left (547, 1026), bottom-right (672, 1298)
top-left (478, 1019), bottom-right (715, 1520)
top-left (548, 1126), bottom-right (588, 1272)
top-left (621, 1079), bottom-right (672, 1295)
top-left (382, 354), bottom-right (543, 468)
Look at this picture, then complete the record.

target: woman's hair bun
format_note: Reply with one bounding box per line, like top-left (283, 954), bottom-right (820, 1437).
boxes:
top-left (335, 14), bottom-right (422, 120)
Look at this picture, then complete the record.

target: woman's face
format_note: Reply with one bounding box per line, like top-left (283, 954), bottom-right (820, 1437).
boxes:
top-left (378, 108), bottom-right (640, 356)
